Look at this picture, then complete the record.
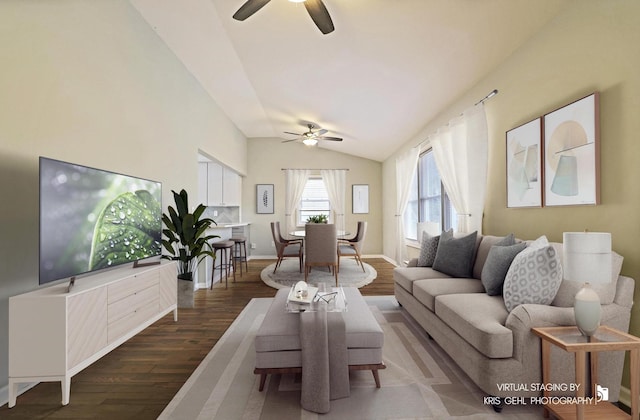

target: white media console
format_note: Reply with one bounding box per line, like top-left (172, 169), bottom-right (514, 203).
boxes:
top-left (8, 261), bottom-right (177, 407)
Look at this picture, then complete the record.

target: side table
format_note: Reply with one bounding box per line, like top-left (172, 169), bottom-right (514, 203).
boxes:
top-left (532, 326), bottom-right (640, 420)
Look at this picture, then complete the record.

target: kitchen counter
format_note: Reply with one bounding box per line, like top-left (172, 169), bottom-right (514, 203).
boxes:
top-left (209, 222), bottom-right (250, 228)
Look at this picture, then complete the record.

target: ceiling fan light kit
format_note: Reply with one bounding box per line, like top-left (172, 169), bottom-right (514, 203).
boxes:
top-left (282, 123), bottom-right (343, 146)
top-left (233, 0), bottom-right (335, 34)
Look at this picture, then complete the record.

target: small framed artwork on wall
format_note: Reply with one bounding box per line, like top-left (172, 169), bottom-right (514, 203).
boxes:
top-left (506, 118), bottom-right (543, 208)
top-left (256, 184), bottom-right (274, 214)
top-left (543, 92), bottom-right (600, 206)
top-left (352, 184), bottom-right (369, 214)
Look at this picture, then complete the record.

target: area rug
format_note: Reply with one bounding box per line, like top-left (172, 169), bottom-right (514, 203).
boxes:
top-left (159, 295), bottom-right (541, 419)
top-left (260, 258), bottom-right (376, 290)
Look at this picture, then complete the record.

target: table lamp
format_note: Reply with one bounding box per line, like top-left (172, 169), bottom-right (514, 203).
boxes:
top-left (563, 232), bottom-right (612, 336)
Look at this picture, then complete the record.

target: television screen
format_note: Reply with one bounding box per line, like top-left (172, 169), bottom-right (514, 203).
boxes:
top-left (39, 157), bottom-right (162, 285)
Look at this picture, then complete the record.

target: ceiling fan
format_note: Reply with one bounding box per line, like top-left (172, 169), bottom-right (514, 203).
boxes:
top-left (282, 124), bottom-right (343, 146)
top-left (233, 0), bottom-right (335, 35)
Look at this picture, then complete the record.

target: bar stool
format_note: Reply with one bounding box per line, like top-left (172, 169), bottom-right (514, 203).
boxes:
top-left (211, 240), bottom-right (235, 289)
top-left (231, 236), bottom-right (248, 276)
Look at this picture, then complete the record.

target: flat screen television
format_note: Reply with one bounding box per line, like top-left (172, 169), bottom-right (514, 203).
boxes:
top-left (39, 157), bottom-right (162, 285)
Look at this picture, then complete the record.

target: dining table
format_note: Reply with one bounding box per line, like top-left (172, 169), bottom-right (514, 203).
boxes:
top-left (290, 230), bottom-right (350, 239)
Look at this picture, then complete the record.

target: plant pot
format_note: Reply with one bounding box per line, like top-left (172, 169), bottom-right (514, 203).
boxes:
top-left (177, 278), bottom-right (194, 308)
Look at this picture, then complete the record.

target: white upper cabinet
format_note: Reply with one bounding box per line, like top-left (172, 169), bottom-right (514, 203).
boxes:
top-left (200, 161), bottom-right (242, 207)
top-left (222, 166), bottom-right (241, 206)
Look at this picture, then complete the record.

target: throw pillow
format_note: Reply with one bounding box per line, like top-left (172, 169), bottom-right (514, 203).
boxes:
top-left (432, 230), bottom-right (478, 278)
top-left (417, 231), bottom-right (440, 267)
top-left (522, 235), bottom-right (550, 254)
top-left (481, 242), bottom-right (527, 296)
top-left (503, 245), bottom-right (563, 312)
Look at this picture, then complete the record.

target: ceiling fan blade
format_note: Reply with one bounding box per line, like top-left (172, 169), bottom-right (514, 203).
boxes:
top-left (283, 131), bottom-right (303, 136)
top-left (233, 0), bottom-right (271, 21)
top-left (304, 0), bottom-right (335, 34)
top-left (282, 138), bottom-right (300, 143)
top-left (317, 136), bottom-right (343, 142)
top-left (316, 128), bottom-right (328, 136)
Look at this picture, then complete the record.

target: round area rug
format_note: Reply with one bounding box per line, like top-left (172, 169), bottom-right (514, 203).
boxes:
top-left (260, 258), bottom-right (377, 289)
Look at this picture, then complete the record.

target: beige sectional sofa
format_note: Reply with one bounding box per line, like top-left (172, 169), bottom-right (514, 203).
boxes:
top-left (393, 234), bottom-right (634, 407)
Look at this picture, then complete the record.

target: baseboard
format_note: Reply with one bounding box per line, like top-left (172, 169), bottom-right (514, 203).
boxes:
top-left (0, 381), bottom-right (38, 408)
top-left (619, 385), bottom-right (632, 410)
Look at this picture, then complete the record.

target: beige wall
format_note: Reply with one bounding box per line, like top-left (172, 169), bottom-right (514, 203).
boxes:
top-left (383, 0), bottom-right (640, 391)
top-left (0, 0), bottom-right (247, 392)
top-left (244, 138), bottom-right (382, 257)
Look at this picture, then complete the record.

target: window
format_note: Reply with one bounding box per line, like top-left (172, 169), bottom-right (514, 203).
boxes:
top-left (404, 149), bottom-right (457, 240)
top-left (298, 178), bottom-right (331, 225)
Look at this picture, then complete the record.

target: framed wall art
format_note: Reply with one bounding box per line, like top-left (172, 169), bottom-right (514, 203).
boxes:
top-left (506, 118), bottom-right (542, 208)
top-left (352, 184), bottom-right (369, 214)
top-left (256, 184), bottom-right (274, 214)
top-left (543, 92), bottom-right (600, 206)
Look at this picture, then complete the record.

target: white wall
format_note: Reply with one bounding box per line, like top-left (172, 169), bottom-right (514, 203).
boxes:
top-left (0, 0), bottom-right (247, 394)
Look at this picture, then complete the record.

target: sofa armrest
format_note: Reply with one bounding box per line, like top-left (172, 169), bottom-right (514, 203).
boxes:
top-left (406, 258), bottom-right (418, 267)
top-left (614, 275), bottom-right (634, 309)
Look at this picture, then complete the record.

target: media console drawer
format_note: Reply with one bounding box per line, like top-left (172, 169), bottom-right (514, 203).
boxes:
top-left (108, 283), bottom-right (159, 324)
top-left (108, 271), bottom-right (159, 303)
top-left (108, 298), bottom-right (160, 343)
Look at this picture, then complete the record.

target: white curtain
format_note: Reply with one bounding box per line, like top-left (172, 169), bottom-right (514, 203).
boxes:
top-left (395, 147), bottom-right (420, 265)
top-left (431, 104), bottom-right (488, 234)
top-left (284, 169), bottom-right (310, 237)
top-left (321, 169), bottom-right (346, 235)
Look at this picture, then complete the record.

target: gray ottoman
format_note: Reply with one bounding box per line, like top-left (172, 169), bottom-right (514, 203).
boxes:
top-left (254, 287), bottom-right (385, 391)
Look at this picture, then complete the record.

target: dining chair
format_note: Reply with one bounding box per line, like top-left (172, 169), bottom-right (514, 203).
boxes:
top-left (270, 222), bottom-right (303, 273)
top-left (337, 221), bottom-right (367, 273)
top-left (304, 223), bottom-right (338, 285)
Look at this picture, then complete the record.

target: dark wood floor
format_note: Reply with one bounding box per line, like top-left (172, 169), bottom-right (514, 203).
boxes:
top-left (1, 258), bottom-right (396, 419)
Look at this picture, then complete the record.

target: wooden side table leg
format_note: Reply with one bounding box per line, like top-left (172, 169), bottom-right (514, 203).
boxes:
top-left (630, 349), bottom-right (639, 419)
top-left (590, 350), bottom-right (598, 397)
top-left (541, 339), bottom-right (550, 418)
top-left (575, 350), bottom-right (586, 420)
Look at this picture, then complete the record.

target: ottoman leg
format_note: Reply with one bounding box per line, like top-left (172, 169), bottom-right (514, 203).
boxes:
top-left (259, 373), bottom-right (267, 392)
top-left (372, 369), bottom-right (381, 388)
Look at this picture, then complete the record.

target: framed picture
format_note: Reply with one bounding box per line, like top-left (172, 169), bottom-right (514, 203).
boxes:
top-left (506, 118), bottom-right (543, 208)
top-left (352, 184), bottom-right (369, 214)
top-left (256, 184), bottom-right (274, 214)
top-left (543, 92), bottom-right (600, 206)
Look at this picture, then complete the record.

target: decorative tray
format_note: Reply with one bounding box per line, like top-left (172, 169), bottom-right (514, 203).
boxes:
top-left (287, 285), bottom-right (318, 304)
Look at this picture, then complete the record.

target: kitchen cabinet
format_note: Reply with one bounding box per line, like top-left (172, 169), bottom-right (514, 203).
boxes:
top-left (199, 162), bottom-right (242, 207)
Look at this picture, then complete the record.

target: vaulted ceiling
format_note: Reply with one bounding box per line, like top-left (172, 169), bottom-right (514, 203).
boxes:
top-left (131, 0), bottom-right (572, 162)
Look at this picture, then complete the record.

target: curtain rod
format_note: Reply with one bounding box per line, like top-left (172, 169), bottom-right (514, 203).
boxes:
top-left (474, 89), bottom-right (499, 106)
top-left (415, 89), bottom-right (498, 148)
top-left (281, 168), bottom-right (349, 171)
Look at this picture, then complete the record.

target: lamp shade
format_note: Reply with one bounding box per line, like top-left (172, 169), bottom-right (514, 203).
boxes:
top-left (562, 232), bottom-right (611, 284)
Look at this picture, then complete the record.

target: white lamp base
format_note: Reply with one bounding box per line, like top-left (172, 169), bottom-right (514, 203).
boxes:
top-left (574, 282), bottom-right (601, 336)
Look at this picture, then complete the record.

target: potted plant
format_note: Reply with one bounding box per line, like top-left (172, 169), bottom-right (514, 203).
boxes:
top-left (306, 214), bottom-right (328, 223)
top-left (162, 189), bottom-right (219, 307)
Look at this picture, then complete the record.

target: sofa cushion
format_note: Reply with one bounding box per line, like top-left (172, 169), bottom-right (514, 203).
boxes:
top-left (481, 242), bottom-right (527, 296)
top-left (435, 293), bottom-right (513, 358)
top-left (417, 231), bottom-right (440, 267)
top-left (552, 251), bottom-right (624, 307)
top-left (413, 278), bottom-right (485, 311)
top-left (433, 230), bottom-right (478, 278)
top-left (394, 266), bottom-right (451, 294)
top-left (472, 234), bottom-right (516, 279)
top-left (503, 245), bottom-right (563, 312)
